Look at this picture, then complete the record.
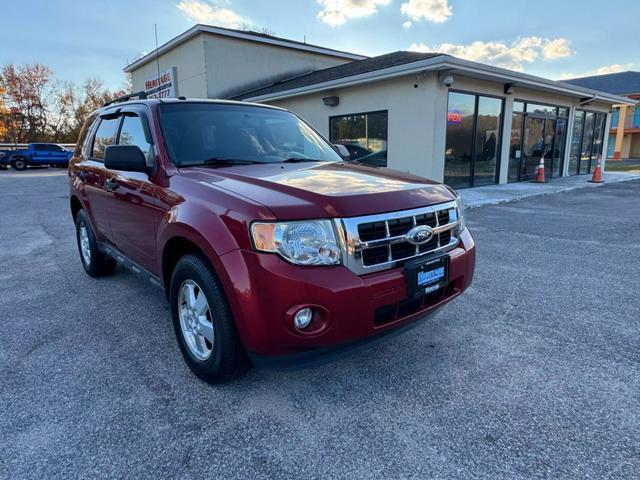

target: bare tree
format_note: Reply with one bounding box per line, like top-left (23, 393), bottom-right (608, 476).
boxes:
top-left (0, 65), bottom-right (129, 143)
top-left (0, 63), bottom-right (54, 142)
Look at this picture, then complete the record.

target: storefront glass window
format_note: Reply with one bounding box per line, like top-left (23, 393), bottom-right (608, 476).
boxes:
top-left (568, 110), bottom-right (607, 175)
top-left (508, 113), bottom-right (523, 182)
top-left (590, 113), bottom-right (606, 172)
top-left (474, 96), bottom-right (502, 186)
top-left (580, 112), bottom-right (595, 174)
top-left (444, 92), bottom-right (502, 188)
top-left (330, 111), bottom-right (388, 165)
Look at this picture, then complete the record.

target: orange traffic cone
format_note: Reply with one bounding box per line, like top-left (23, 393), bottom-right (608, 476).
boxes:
top-left (531, 155), bottom-right (547, 183)
top-left (588, 155), bottom-right (604, 183)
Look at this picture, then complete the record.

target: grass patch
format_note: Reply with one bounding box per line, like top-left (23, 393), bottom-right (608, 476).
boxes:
top-left (605, 160), bottom-right (640, 172)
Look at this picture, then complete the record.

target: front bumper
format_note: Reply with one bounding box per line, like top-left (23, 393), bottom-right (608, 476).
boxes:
top-left (219, 228), bottom-right (476, 356)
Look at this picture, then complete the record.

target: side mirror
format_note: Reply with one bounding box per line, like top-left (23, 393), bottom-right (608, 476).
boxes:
top-left (104, 145), bottom-right (148, 173)
top-left (334, 144), bottom-right (351, 161)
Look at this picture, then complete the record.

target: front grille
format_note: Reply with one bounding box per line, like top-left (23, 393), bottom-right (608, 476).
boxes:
top-left (341, 201), bottom-right (460, 274)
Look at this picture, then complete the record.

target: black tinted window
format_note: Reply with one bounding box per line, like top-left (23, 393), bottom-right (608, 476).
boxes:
top-left (118, 115), bottom-right (152, 158)
top-left (92, 117), bottom-right (120, 160)
top-left (34, 144), bottom-right (46, 151)
top-left (330, 111), bottom-right (388, 166)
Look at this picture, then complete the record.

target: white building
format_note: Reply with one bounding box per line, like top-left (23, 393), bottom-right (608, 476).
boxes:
top-left (125, 25), bottom-right (634, 189)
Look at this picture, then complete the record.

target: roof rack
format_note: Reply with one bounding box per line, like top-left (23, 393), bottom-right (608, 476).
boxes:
top-left (102, 91), bottom-right (148, 107)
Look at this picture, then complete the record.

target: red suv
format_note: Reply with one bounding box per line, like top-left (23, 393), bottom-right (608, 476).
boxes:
top-left (69, 97), bottom-right (476, 383)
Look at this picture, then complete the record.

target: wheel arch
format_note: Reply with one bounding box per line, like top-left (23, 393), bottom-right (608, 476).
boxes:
top-left (159, 225), bottom-right (236, 302)
top-left (70, 195), bottom-right (83, 222)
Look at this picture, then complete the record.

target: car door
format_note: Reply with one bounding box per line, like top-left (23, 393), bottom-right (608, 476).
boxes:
top-left (103, 107), bottom-right (158, 271)
top-left (80, 114), bottom-right (122, 241)
top-left (31, 144), bottom-right (48, 165)
top-left (50, 144), bottom-right (67, 165)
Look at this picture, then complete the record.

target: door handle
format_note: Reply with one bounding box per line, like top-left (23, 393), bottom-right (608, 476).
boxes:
top-left (106, 178), bottom-right (120, 191)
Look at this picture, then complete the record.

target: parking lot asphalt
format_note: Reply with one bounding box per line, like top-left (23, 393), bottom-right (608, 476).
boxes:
top-left (1, 169), bottom-right (639, 479)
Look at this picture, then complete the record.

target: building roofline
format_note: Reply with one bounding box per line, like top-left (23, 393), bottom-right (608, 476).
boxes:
top-left (243, 55), bottom-right (636, 106)
top-left (123, 24), bottom-right (367, 73)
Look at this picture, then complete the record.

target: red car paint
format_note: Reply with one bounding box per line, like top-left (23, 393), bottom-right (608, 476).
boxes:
top-left (69, 99), bottom-right (475, 357)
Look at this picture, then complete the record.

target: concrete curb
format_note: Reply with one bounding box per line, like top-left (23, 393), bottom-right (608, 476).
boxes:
top-left (461, 174), bottom-right (640, 210)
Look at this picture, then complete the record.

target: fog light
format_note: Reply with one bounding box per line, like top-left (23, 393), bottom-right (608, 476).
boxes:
top-left (293, 307), bottom-right (313, 330)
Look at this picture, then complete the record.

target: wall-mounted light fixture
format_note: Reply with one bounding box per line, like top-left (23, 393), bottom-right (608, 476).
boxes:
top-left (322, 96), bottom-right (339, 107)
top-left (504, 83), bottom-right (514, 95)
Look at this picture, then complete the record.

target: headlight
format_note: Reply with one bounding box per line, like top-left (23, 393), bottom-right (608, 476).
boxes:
top-left (251, 220), bottom-right (342, 266)
top-left (455, 195), bottom-right (466, 234)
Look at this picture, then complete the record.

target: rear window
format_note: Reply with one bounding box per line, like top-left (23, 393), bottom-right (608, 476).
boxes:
top-left (75, 115), bottom-right (98, 156)
top-left (91, 117), bottom-right (120, 160)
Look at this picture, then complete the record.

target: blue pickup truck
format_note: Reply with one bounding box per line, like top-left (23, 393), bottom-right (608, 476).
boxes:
top-left (0, 143), bottom-right (73, 170)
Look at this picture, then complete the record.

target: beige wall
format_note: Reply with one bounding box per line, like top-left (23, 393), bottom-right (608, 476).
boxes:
top-left (203, 34), bottom-right (353, 99)
top-left (130, 34), bottom-right (208, 98)
top-left (267, 73), bottom-right (447, 181)
top-left (129, 33), bottom-right (354, 101)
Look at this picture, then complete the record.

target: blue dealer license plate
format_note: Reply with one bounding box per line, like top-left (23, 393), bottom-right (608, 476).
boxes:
top-left (405, 255), bottom-right (450, 298)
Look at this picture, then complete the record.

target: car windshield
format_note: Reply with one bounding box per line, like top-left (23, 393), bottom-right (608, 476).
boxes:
top-left (159, 102), bottom-right (342, 167)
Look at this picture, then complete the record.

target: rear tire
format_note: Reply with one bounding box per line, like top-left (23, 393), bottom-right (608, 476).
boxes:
top-left (75, 209), bottom-right (117, 277)
top-left (11, 156), bottom-right (27, 171)
top-left (170, 254), bottom-right (250, 384)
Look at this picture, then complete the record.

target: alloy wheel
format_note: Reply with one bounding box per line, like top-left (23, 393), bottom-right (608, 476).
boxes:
top-left (178, 279), bottom-right (215, 361)
top-left (79, 223), bottom-right (91, 266)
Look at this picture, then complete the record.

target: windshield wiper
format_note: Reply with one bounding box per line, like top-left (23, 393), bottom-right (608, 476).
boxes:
top-left (281, 157), bottom-right (321, 163)
top-left (201, 157), bottom-right (262, 166)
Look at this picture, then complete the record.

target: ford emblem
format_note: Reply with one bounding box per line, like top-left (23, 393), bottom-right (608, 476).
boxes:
top-left (405, 225), bottom-right (434, 245)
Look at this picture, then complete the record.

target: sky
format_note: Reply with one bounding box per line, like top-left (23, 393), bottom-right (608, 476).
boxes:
top-left (1, 0), bottom-right (638, 90)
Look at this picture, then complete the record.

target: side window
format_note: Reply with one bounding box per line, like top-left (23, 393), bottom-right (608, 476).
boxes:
top-left (91, 117), bottom-right (120, 160)
top-left (76, 114), bottom-right (98, 156)
top-left (33, 144), bottom-right (46, 151)
top-left (118, 114), bottom-right (153, 159)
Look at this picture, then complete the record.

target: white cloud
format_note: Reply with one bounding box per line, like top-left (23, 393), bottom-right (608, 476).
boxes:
top-left (401, 0), bottom-right (452, 23)
top-left (317, 0), bottom-right (392, 27)
top-left (403, 20), bottom-right (413, 28)
top-left (409, 36), bottom-right (573, 72)
top-left (542, 38), bottom-right (572, 59)
top-left (560, 63), bottom-right (635, 80)
top-left (177, 0), bottom-right (250, 28)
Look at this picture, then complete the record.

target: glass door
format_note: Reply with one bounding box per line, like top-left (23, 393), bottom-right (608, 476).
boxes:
top-left (521, 116), bottom-right (545, 181)
top-left (508, 102), bottom-right (568, 182)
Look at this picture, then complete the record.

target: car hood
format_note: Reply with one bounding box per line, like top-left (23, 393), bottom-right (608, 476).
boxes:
top-left (178, 161), bottom-right (455, 219)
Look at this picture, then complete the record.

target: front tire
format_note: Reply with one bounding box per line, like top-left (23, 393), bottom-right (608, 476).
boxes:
top-left (75, 209), bottom-right (117, 277)
top-left (170, 254), bottom-right (250, 384)
top-left (11, 156), bottom-right (27, 171)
